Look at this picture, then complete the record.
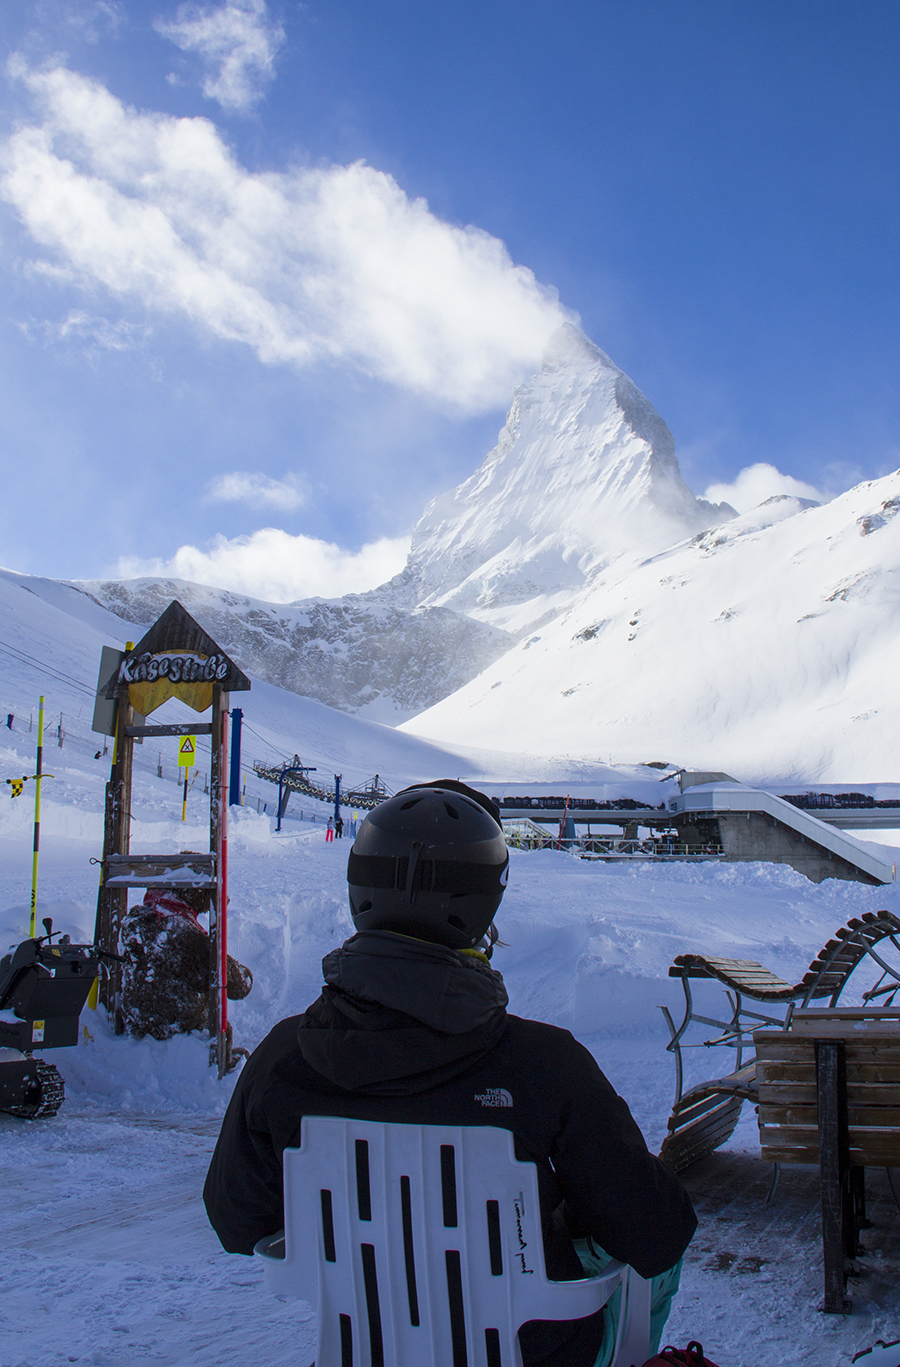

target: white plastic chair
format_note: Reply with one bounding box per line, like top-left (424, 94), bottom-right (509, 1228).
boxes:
top-left (254, 1115), bottom-right (651, 1367)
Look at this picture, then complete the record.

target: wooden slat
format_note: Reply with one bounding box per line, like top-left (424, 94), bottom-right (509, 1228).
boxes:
top-left (761, 1138), bottom-right (900, 1166)
top-left (794, 1009), bottom-right (900, 1021)
top-left (757, 1059), bottom-right (900, 1082)
top-left (669, 1114), bottom-right (742, 1163)
top-left (668, 1091), bottom-right (729, 1128)
top-left (759, 1083), bottom-right (900, 1107)
top-left (669, 1101), bottom-right (743, 1147)
top-left (784, 1023), bottom-right (900, 1040)
top-left (755, 1034), bottom-right (900, 1056)
top-left (760, 1085), bottom-right (900, 1103)
top-left (759, 1104), bottom-right (900, 1126)
top-left (668, 1065), bottom-right (758, 1125)
top-left (760, 1144), bottom-right (818, 1164)
top-left (660, 1096), bottom-right (744, 1172)
top-left (758, 1083), bottom-right (818, 1104)
top-left (760, 1122), bottom-right (900, 1153)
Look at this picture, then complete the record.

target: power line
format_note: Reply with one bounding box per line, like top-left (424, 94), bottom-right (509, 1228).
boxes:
top-left (0, 637), bottom-right (97, 699)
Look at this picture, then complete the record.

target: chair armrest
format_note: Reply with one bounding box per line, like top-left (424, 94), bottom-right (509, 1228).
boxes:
top-left (253, 1230), bottom-right (300, 1299)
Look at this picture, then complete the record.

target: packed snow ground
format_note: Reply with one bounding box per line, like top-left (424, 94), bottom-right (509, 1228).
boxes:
top-left (2, 579), bottom-right (900, 1365)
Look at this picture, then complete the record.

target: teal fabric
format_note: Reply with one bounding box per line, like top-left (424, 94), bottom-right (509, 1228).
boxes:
top-left (572, 1238), bottom-right (683, 1367)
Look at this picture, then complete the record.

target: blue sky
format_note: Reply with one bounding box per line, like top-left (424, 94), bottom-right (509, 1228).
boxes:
top-left (2, 0), bottom-right (899, 600)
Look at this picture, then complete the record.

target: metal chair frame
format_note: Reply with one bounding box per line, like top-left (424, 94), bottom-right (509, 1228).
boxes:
top-left (662, 912), bottom-right (900, 1106)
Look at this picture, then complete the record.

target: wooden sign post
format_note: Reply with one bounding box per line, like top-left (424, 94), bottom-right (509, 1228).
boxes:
top-left (93, 601), bottom-right (251, 1076)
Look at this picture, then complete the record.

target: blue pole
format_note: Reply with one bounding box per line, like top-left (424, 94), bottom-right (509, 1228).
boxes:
top-left (276, 764), bottom-right (316, 833)
top-left (334, 774), bottom-right (341, 822)
top-left (229, 708), bottom-right (243, 807)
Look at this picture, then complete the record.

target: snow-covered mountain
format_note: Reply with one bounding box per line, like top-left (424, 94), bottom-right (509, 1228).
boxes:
top-left (79, 325), bottom-right (733, 715)
top-left (53, 319), bottom-right (900, 780)
top-left (73, 574), bottom-right (509, 724)
top-left (409, 324), bottom-right (735, 633)
top-left (401, 479), bottom-right (900, 782)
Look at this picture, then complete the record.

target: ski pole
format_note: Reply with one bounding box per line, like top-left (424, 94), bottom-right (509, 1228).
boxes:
top-left (29, 695), bottom-right (44, 938)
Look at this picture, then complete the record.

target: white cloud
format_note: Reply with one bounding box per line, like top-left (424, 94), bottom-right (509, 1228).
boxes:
top-left (206, 469), bottom-right (309, 510)
top-left (41, 1), bottom-right (126, 42)
top-left (702, 462), bottom-right (827, 514)
top-left (0, 62), bottom-right (569, 412)
top-left (154, 0), bottom-right (284, 113)
top-left (116, 528), bottom-right (411, 601)
top-left (24, 308), bottom-right (150, 353)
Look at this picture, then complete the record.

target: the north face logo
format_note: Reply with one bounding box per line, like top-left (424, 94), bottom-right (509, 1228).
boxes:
top-left (474, 1088), bottom-right (513, 1107)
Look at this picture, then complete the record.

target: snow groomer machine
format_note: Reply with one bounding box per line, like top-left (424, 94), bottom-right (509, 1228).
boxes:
top-left (0, 919), bottom-right (102, 1118)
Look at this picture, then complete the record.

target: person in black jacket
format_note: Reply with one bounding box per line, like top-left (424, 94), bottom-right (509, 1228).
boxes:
top-left (204, 780), bottom-right (696, 1367)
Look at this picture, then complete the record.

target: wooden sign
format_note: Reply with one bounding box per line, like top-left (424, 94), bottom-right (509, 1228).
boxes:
top-left (102, 601), bottom-right (250, 716)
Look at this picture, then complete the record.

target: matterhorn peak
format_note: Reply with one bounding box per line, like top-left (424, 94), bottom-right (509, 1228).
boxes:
top-left (407, 327), bottom-right (735, 633)
top-left (541, 321), bottom-right (615, 370)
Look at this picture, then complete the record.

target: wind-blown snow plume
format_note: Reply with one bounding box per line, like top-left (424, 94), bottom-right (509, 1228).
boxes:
top-left (0, 62), bottom-right (569, 411)
top-left (154, 0), bottom-right (284, 113)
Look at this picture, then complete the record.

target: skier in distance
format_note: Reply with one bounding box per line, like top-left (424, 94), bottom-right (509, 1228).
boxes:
top-left (204, 780), bottom-right (695, 1367)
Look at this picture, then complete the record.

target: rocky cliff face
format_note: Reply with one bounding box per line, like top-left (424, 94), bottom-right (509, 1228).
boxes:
top-left (77, 572), bottom-right (510, 722)
top-left (79, 326), bottom-right (736, 717)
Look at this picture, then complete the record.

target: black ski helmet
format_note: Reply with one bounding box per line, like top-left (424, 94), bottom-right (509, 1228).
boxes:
top-left (347, 780), bottom-right (509, 951)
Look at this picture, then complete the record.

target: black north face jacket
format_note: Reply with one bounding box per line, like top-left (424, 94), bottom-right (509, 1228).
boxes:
top-left (204, 931), bottom-right (695, 1367)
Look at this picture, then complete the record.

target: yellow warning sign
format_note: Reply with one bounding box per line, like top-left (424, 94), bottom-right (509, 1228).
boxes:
top-left (178, 735), bottom-right (196, 768)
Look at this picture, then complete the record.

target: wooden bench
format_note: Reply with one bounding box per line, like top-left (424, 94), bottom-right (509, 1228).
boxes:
top-left (755, 1009), bottom-right (900, 1312)
top-left (658, 911), bottom-right (900, 1173)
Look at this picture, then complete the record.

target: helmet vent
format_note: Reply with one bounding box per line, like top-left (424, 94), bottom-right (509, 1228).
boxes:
top-left (447, 915), bottom-right (466, 930)
top-left (444, 803), bottom-right (459, 819)
top-left (399, 798), bottom-right (423, 810)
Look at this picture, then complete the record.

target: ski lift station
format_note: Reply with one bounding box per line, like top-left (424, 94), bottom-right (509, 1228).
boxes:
top-left (494, 772), bottom-right (899, 887)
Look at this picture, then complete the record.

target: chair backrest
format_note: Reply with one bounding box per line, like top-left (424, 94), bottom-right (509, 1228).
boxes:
top-left (255, 1115), bottom-right (650, 1367)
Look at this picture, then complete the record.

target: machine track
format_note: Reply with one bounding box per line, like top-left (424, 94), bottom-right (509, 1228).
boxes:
top-left (2, 1059), bottom-right (65, 1119)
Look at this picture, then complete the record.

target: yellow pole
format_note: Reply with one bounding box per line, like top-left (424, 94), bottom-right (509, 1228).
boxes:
top-left (29, 695), bottom-right (44, 938)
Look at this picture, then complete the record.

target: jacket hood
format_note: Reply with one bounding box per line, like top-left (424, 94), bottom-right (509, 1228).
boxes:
top-left (296, 930), bottom-right (508, 1095)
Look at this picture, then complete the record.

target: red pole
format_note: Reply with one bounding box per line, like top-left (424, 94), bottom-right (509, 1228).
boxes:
top-left (557, 794), bottom-right (571, 850)
top-left (218, 706), bottom-right (229, 1077)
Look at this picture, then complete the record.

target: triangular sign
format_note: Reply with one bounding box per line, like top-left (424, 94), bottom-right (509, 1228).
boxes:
top-left (103, 600), bottom-right (251, 699)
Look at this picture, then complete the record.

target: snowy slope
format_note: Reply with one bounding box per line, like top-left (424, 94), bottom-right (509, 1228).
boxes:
top-left (0, 565), bottom-right (467, 784)
top-left (0, 565), bottom-right (672, 803)
top-left (402, 477), bottom-right (900, 782)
